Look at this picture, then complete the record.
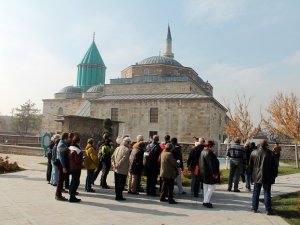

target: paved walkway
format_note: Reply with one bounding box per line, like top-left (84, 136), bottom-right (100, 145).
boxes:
top-left (0, 153), bottom-right (299, 225)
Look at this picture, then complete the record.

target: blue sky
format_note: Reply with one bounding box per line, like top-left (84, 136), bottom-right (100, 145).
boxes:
top-left (0, 0), bottom-right (300, 123)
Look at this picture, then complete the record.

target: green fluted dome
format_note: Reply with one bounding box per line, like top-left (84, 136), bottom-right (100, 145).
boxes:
top-left (77, 40), bottom-right (106, 92)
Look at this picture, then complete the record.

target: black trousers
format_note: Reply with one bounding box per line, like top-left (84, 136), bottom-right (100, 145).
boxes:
top-left (146, 170), bottom-right (159, 195)
top-left (114, 172), bottom-right (127, 199)
top-left (101, 161), bottom-right (111, 187)
top-left (46, 156), bottom-right (52, 182)
top-left (160, 177), bottom-right (175, 202)
top-left (69, 169), bottom-right (81, 198)
top-left (64, 170), bottom-right (70, 189)
top-left (93, 160), bottom-right (103, 184)
top-left (55, 161), bottom-right (66, 197)
top-left (194, 176), bottom-right (202, 197)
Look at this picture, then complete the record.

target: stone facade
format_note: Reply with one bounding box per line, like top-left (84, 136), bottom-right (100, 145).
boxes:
top-left (90, 98), bottom-right (226, 145)
top-left (104, 81), bottom-right (207, 96)
top-left (41, 98), bottom-right (86, 133)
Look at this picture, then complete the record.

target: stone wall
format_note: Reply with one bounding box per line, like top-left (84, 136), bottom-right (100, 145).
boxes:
top-left (42, 98), bottom-right (86, 133)
top-left (104, 81), bottom-right (207, 96)
top-left (91, 98), bottom-right (226, 143)
top-left (0, 144), bottom-right (43, 156)
top-left (219, 143), bottom-right (300, 160)
top-left (62, 116), bottom-right (119, 148)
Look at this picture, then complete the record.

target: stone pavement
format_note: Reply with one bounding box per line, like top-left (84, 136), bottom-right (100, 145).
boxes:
top-left (0, 153), bottom-right (299, 225)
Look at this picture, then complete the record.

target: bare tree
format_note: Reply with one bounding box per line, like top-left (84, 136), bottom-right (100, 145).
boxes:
top-left (225, 94), bottom-right (260, 142)
top-left (11, 100), bottom-right (42, 135)
top-left (263, 92), bottom-right (300, 168)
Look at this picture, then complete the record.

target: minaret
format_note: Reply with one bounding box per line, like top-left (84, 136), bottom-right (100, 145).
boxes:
top-left (76, 33), bottom-right (106, 92)
top-left (163, 24), bottom-right (174, 59)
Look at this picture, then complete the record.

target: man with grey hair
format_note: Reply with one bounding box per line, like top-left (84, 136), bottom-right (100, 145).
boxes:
top-left (227, 137), bottom-right (247, 192)
top-left (145, 135), bottom-right (162, 196)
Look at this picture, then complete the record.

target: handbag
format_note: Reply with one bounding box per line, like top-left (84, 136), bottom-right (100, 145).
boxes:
top-left (194, 165), bottom-right (200, 176)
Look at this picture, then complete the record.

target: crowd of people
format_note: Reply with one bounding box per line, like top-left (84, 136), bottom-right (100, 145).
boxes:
top-left (45, 132), bottom-right (279, 214)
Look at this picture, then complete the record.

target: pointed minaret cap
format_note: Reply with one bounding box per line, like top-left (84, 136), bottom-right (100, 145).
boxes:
top-left (167, 24), bottom-right (172, 40)
top-left (163, 24), bottom-right (174, 59)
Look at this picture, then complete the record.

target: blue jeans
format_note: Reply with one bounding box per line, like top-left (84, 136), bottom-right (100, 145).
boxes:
top-left (85, 169), bottom-right (94, 190)
top-left (245, 170), bottom-right (252, 189)
top-left (252, 183), bottom-right (272, 212)
top-left (50, 161), bottom-right (58, 185)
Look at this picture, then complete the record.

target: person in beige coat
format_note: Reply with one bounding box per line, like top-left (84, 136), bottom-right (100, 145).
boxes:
top-left (160, 143), bottom-right (179, 204)
top-left (111, 136), bottom-right (132, 201)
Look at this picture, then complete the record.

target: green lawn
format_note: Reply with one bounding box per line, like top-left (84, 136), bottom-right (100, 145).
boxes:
top-left (272, 192), bottom-right (300, 225)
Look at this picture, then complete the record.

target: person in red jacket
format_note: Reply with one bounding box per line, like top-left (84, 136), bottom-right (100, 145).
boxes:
top-left (68, 135), bottom-right (84, 203)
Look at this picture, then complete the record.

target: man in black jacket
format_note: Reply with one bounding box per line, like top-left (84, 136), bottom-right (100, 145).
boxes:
top-left (145, 135), bottom-right (162, 196)
top-left (249, 139), bottom-right (278, 215)
top-left (187, 137), bottom-right (205, 197)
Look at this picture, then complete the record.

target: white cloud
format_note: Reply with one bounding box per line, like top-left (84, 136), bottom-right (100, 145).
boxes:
top-left (283, 51), bottom-right (300, 66)
top-left (204, 51), bottom-right (300, 124)
top-left (185, 0), bottom-right (246, 24)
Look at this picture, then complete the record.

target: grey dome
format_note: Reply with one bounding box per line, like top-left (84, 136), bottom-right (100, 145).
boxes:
top-left (58, 86), bottom-right (82, 93)
top-left (139, 56), bottom-right (183, 67)
top-left (86, 84), bottom-right (104, 93)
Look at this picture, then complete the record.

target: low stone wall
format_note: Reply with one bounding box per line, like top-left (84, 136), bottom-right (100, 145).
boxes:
top-left (0, 144), bottom-right (44, 156)
top-left (219, 143), bottom-right (300, 160)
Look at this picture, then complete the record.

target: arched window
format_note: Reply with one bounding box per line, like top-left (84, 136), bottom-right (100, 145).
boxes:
top-left (58, 107), bottom-right (63, 116)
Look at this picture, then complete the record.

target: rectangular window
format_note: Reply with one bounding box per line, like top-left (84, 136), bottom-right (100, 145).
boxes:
top-left (149, 131), bottom-right (158, 140)
top-left (111, 108), bottom-right (118, 121)
top-left (150, 108), bottom-right (158, 123)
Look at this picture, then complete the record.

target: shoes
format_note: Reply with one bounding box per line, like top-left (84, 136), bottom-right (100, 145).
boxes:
top-left (115, 197), bottom-right (126, 201)
top-left (168, 200), bottom-right (178, 204)
top-left (251, 208), bottom-right (258, 213)
top-left (227, 189), bottom-right (232, 192)
top-left (102, 186), bottom-right (110, 189)
top-left (55, 195), bottom-right (68, 201)
top-left (128, 191), bottom-right (139, 195)
top-left (203, 203), bottom-right (213, 208)
top-left (160, 198), bottom-right (168, 202)
top-left (51, 184), bottom-right (57, 186)
top-left (233, 190), bottom-right (241, 192)
top-left (266, 211), bottom-right (275, 216)
top-left (69, 197), bottom-right (81, 203)
top-left (75, 192), bottom-right (79, 196)
top-left (86, 189), bottom-right (95, 193)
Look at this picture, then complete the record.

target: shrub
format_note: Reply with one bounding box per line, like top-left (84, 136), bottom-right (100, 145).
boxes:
top-left (0, 156), bottom-right (20, 173)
